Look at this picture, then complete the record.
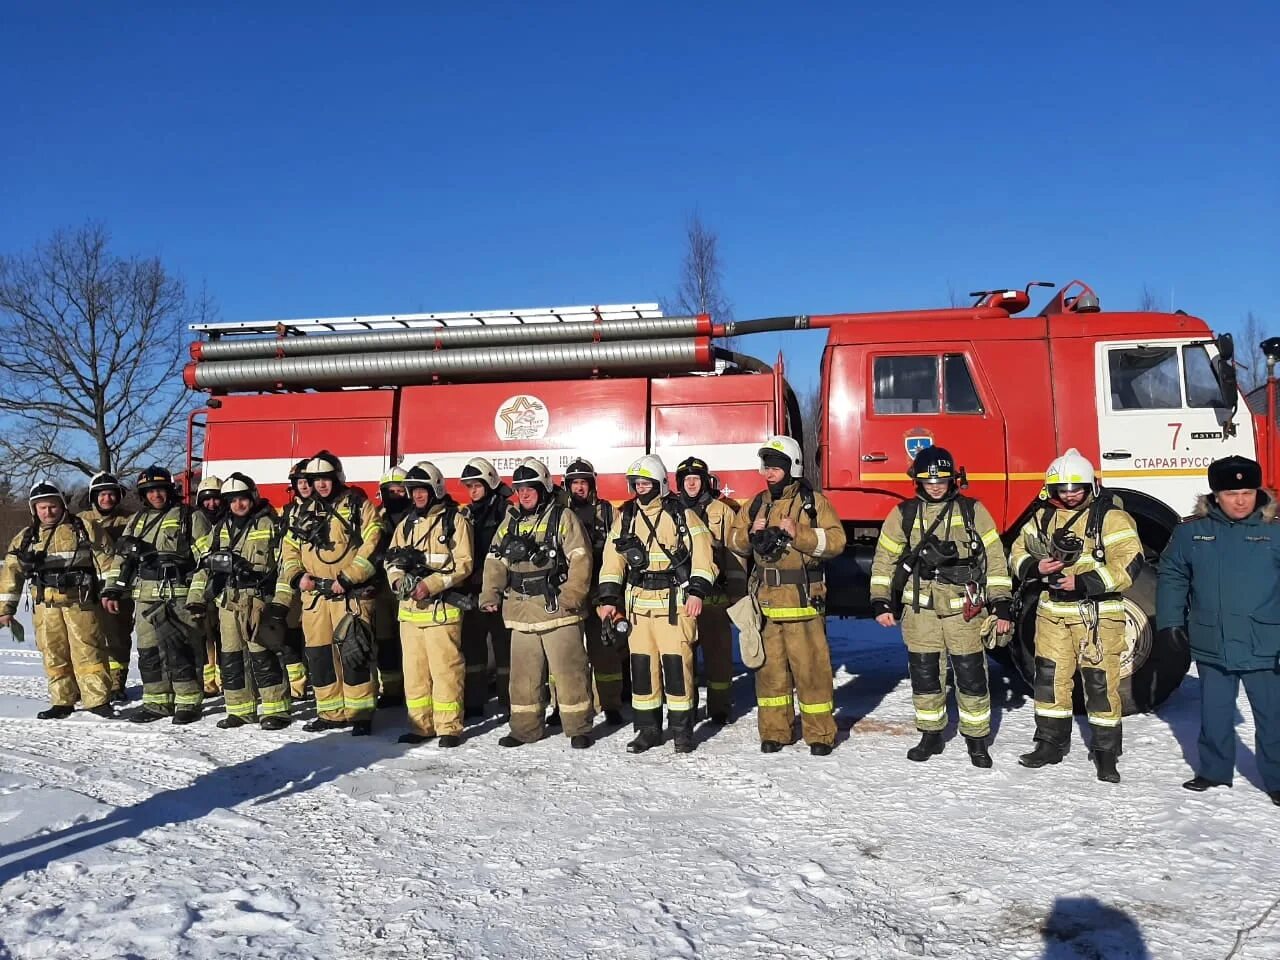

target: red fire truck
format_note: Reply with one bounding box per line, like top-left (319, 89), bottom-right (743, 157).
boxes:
top-left (184, 282), bottom-right (1269, 712)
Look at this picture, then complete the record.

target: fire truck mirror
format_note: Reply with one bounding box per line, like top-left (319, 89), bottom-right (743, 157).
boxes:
top-left (1212, 335), bottom-right (1238, 413)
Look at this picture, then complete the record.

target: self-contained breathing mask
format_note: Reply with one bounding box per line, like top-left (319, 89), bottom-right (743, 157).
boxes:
top-left (289, 508), bottom-right (333, 550)
top-left (749, 526), bottom-right (793, 563)
top-left (1049, 529), bottom-right (1084, 566)
top-left (384, 545), bottom-right (475, 611)
top-left (110, 534), bottom-right (155, 591)
top-left (600, 610), bottom-right (632, 648)
top-left (496, 507), bottom-right (569, 612)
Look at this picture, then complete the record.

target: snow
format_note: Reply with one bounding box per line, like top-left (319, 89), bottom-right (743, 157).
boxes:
top-left (2, 612), bottom-right (1279, 959)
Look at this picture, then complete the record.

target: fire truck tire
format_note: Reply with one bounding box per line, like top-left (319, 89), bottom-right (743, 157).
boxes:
top-left (1002, 566), bottom-right (1188, 715)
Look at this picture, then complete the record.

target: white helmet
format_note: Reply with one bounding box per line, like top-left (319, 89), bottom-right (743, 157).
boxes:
top-left (626, 454), bottom-right (670, 498)
top-left (1045, 448), bottom-right (1096, 493)
top-left (196, 474), bottom-right (224, 498)
top-left (220, 473), bottom-right (258, 500)
top-left (758, 435), bottom-right (804, 478)
top-left (379, 465), bottom-right (408, 488)
top-left (404, 460), bottom-right (446, 500)
top-left (302, 450), bottom-right (344, 482)
top-left (511, 457), bottom-right (554, 494)
top-left (460, 456), bottom-right (501, 491)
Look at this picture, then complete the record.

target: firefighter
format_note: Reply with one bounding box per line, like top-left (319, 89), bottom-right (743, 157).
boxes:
top-left (79, 471), bottom-right (134, 701)
top-left (187, 473), bottom-right (291, 730)
top-left (0, 483), bottom-right (115, 719)
top-left (275, 451), bottom-right (385, 735)
top-left (676, 455), bottom-right (747, 725)
top-left (728, 436), bottom-right (847, 755)
top-left (102, 466), bottom-right (206, 724)
top-left (385, 461), bottom-right (474, 747)
top-left (193, 474), bottom-right (225, 696)
top-left (869, 447), bottom-right (1013, 767)
top-left (459, 456), bottom-right (513, 717)
top-left (479, 457), bottom-right (595, 748)
top-left (598, 455), bottom-right (716, 754)
top-left (1010, 448), bottom-right (1142, 782)
top-left (373, 465), bottom-right (411, 707)
top-left (277, 459), bottom-right (312, 699)
top-left (565, 457), bottom-right (624, 725)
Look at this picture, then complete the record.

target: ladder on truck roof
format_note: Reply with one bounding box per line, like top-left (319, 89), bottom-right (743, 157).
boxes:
top-left (190, 304), bottom-right (664, 337)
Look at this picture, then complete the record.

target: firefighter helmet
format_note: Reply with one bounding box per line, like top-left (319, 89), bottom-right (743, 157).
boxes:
top-left (196, 475), bottom-right (224, 499)
top-left (379, 465), bottom-right (408, 488)
top-left (676, 456), bottom-right (711, 486)
top-left (908, 447), bottom-right (957, 480)
top-left (1045, 448), bottom-right (1096, 497)
top-left (136, 465), bottom-right (175, 494)
top-left (302, 451), bottom-right (344, 482)
top-left (220, 473), bottom-right (258, 500)
top-left (563, 458), bottom-right (597, 485)
top-left (461, 457), bottom-right (501, 491)
top-left (405, 460), bottom-right (446, 500)
top-left (626, 454), bottom-right (670, 498)
top-left (28, 480), bottom-right (66, 513)
top-left (758, 435), bottom-right (804, 478)
top-left (511, 457), bottom-right (554, 494)
top-left (89, 471), bottom-right (124, 499)
top-left (289, 458), bottom-right (308, 482)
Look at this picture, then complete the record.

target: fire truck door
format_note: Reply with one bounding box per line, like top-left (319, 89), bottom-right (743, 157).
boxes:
top-left (857, 345), bottom-right (1008, 517)
top-left (1096, 339), bottom-right (1255, 517)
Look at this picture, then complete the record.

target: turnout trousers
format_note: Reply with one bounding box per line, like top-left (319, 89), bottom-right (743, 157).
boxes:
top-left (697, 604), bottom-right (734, 718)
top-left (628, 607), bottom-right (698, 735)
top-left (1032, 611), bottom-right (1125, 754)
top-left (373, 584), bottom-right (404, 700)
top-left (301, 595), bottom-right (376, 723)
top-left (901, 607), bottom-right (991, 738)
top-left (584, 611), bottom-right (625, 713)
top-left (401, 620), bottom-right (465, 737)
top-left (217, 596), bottom-right (289, 721)
top-left (754, 616), bottom-right (836, 747)
top-left (34, 602), bottom-right (112, 709)
top-left (507, 623), bottom-right (593, 742)
top-left (135, 600), bottom-right (204, 716)
top-left (462, 607), bottom-right (511, 713)
top-left (202, 608), bottom-right (222, 695)
top-left (1196, 661), bottom-right (1280, 792)
top-left (100, 599), bottom-right (134, 695)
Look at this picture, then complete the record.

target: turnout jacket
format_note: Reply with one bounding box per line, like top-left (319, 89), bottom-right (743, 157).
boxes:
top-left (187, 503), bottom-right (280, 609)
top-left (461, 492), bottom-right (509, 593)
top-left (385, 501), bottom-right (474, 626)
top-left (104, 502), bottom-right (198, 602)
top-left (869, 495), bottom-right (1011, 617)
top-left (682, 494), bottom-right (747, 606)
top-left (1157, 492), bottom-right (1280, 672)
top-left (0, 515), bottom-right (109, 612)
top-left (598, 495), bottom-right (716, 617)
top-left (1009, 493), bottom-right (1141, 622)
top-left (479, 502), bottom-right (592, 631)
top-left (78, 505), bottom-right (132, 550)
top-left (275, 488), bottom-right (385, 601)
top-left (728, 481), bottom-right (846, 622)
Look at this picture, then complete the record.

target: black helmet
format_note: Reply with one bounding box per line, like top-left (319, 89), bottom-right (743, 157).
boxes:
top-left (676, 456), bottom-right (711, 487)
top-left (89, 471), bottom-right (124, 498)
top-left (907, 446), bottom-right (960, 500)
top-left (563, 458), bottom-right (597, 485)
top-left (29, 481), bottom-right (67, 515)
top-left (136, 465), bottom-right (175, 494)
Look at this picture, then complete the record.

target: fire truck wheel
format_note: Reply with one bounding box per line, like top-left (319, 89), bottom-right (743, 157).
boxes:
top-left (1002, 565), bottom-right (1190, 715)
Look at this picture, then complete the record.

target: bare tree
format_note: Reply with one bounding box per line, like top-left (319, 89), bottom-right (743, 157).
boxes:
top-left (946, 282), bottom-right (963, 308)
top-left (1237, 310), bottom-right (1266, 393)
top-left (0, 224), bottom-right (202, 486)
top-left (1137, 284), bottom-right (1163, 312)
top-left (666, 212), bottom-right (735, 349)
top-left (800, 384), bottom-right (823, 486)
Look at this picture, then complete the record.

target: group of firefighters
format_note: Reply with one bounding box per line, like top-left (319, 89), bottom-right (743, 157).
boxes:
top-left (2, 436), bottom-right (1271, 795)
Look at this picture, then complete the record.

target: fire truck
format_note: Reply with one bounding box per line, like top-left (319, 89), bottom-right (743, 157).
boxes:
top-left (184, 281), bottom-right (1268, 712)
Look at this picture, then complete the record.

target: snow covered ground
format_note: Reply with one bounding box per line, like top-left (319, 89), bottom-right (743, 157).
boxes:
top-left (1, 614), bottom-right (1277, 960)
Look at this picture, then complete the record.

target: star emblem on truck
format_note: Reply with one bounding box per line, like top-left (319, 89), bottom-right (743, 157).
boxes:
top-left (495, 394), bottom-right (550, 441)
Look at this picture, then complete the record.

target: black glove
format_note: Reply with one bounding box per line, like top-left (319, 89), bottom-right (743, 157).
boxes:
top-left (186, 602), bottom-right (206, 620)
top-left (1155, 625), bottom-right (1189, 651)
top-left (990, 599), bottom-right (1013, 621)
top-left (871, 599), bottom-right (893, 619)
top-left (254, 603), bottom-right (291, 654)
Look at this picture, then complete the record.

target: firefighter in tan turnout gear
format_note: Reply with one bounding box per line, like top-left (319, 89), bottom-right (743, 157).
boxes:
top-left (729, 436), bottom-right (847, 755)
top-left (385, 461), bottom-right (474, 747)
top-left (480, 458), bottom-right (596, 749)
top-left (276, 459), bottom-right (312, 699)
top-left (459, 457), bottom-right (513, 716)
top-left (676, 456), bottom-right (747, 725)
top-left (275, 451), bottom-right (386, 736)
top-left (186, 473), bottom-right (292, 730)
top-left (870, 447), bottom-right (1013, 768)
top-left (565, 457), bottom-right (624, 725)
top-left (102, 466), bottom-right (206, 724)
top-left (193, 474), bottom-right (226, 696)
top-left (78, 471), bottom-right (134, 701)
top-left (373, 465), bottom-right (411, 707)
top-left (0, 483), bottom-right (115, 719)
top-left (1010, 448), bottom-right (1142, 783)
top-left (598, 455), bottom-right (716, 754)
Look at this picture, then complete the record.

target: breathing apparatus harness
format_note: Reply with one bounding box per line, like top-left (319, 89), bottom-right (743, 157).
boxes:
top-left (494, 501), bottom-right (569, 613)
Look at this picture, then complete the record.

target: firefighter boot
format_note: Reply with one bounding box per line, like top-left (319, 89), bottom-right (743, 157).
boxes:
top-left (966, 736), bottom-right (993, 768)
top-left (627, 727), bottom-right (663, 754)
top-left (810, 743), bottom-right (832, 757)
top-left (1019, 740), bottom-right (1065, 768)
top-left (260, 715), bottom-right (291, 731)
top-left (1270, 791), bottom-right (1280, 806)
top-left (36, 705), bottom-right (74, 720)
top-left (604, 708), bottom-right (625, 726)
top-left (1093, 750), bottom-right (1121, 783)
top-left (128, 707), bottom-right (168, 723)
top-left (907, 730), bottom-right (945, 762)
top-left (351, 718), bottom-right (373, 737)
top-left (760, 740), bottom-right (785, 753)
top-left (570, 734), bottom-right (593, 749)
top-left (438, 734), bottom-right (462, 748)
top-left (172, 708), bottom-right (202, 725)
top-left (87, 704), bottom-right (116, 719)
top-left (217, 714), bottom-right (249, 729)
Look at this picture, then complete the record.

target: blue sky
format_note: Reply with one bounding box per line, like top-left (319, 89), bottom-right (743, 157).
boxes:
top-left (2, 2), bottom-right (1276, 393)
